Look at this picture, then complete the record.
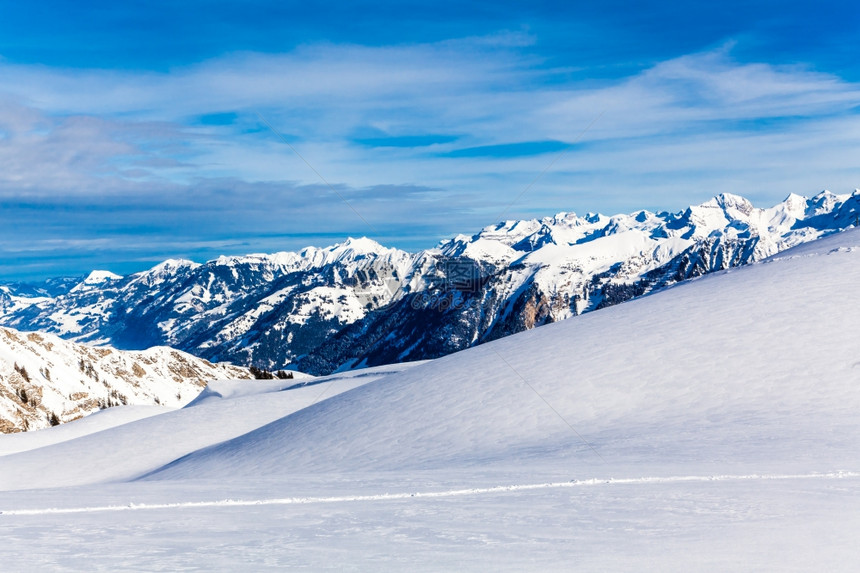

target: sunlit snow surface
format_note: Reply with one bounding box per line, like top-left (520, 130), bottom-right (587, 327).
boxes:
top-left (2, 229), bottom-right (860, 571)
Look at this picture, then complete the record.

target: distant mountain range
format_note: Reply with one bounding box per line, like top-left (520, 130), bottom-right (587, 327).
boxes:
top-left (1, 190), bottom-right (858, 375)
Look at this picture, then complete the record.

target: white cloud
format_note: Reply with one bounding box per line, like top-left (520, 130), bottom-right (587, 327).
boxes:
top-left (1, 38), bottom-right (859, 278)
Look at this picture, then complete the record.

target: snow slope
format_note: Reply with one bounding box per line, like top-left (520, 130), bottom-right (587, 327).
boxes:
top-left (141, 227), bottom-right (860, 480)
top-left (0, 405), bottom-right (169, 456)
top-left (0, 363), bottom-right (415, 490)
top-left (1, 228), bottom-right (859, 571)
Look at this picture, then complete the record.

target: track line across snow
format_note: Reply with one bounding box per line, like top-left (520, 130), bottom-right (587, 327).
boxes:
top-left (2, 471), bottom-right (857, 516)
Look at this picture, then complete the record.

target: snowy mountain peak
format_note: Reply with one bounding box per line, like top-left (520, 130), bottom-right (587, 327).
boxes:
top-left (147, 258), bottom-right (200, 275)
top-left (711, 192), bottom-right (754, 215)
top-left (292, 237), bottom-right (411, 273)
top-left (779, 192), bottom-right (808, 215)
top-left (805, 189), bottom-right (844, 215)
top-left (129, 258), bottom-right (202, 287)
top-left (338, 236), bottom-right (385, 251)
top-left (329, 237), bottom-right (392, 260)
top-left (83, 270), bottom-right (122, 284)
top-left (68, 270), bottom-right (124, 293)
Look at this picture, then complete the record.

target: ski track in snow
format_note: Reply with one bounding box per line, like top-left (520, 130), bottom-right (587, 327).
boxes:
top-left (3, 471), bottom-right (857, 516)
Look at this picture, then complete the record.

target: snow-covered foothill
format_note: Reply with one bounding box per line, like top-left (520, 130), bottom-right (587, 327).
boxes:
top-left (0, 326), bottom-right (251, 432)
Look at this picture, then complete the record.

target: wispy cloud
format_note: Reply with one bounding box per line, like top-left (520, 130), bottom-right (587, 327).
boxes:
top-left (354, 133), bottom-right (460, 148)
top-left (1, 37), bottom-right (859, 279)
top-left (442, 141), bottom-right (570, 158)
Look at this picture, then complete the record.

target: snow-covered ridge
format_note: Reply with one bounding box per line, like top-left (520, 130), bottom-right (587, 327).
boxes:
top-left (1, 191), bottom-right (858, 375)
top-left (0, 325), bottom-right (251, 433)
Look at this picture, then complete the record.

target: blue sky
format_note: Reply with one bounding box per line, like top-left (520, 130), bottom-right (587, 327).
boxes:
top-left (1, 0), bottom-right (859, 280)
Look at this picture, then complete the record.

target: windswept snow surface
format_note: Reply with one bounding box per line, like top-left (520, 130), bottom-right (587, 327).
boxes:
top-left (0, 405), bottom-right (170, 456)
top-left (0, 364), bottom-right (411, 490)
top-left (2, 229), bottom-right (860, 571)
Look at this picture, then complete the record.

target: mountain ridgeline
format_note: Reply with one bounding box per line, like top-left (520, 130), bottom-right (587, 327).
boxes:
top-left (2, 191), bottom-right (858, 375)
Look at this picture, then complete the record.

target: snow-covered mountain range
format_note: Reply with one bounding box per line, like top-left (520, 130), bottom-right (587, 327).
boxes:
top-left (0, 325), bottom-right (250, 433)
top-left (1, 190), bottom-right (858, 374)
top-left (2, 225), bottom-right (859, 570)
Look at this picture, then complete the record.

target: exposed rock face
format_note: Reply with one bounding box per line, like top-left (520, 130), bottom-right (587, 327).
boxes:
top-left (0, 326), bottom-right (250, 433)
